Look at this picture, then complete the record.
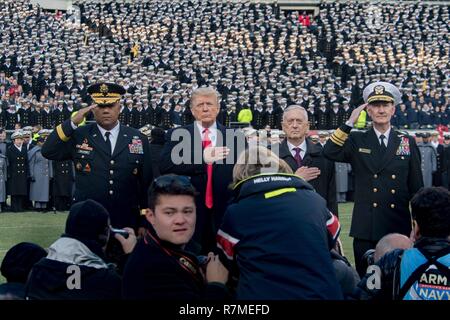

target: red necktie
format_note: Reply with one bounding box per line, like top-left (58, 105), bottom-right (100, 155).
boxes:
top-left (202, 128), bottom-right (213, 209)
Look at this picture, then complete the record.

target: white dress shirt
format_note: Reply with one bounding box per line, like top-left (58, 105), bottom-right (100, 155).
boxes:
top-left (195, 121), bottom-right (217, 147)
top-left (373, 126), bottom-right (391, 147)
top-left (287, 139), bottom-right (307, 159)
top-left (97, 122), bottom-right (120, 154)
top-left (14, 144), bottom-right (22, 152)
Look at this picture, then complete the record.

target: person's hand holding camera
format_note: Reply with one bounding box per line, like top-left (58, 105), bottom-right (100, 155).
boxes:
top-left (114, 227), bottom-right (137, 254)
top-left (205, 252), bottom-right (229, 284)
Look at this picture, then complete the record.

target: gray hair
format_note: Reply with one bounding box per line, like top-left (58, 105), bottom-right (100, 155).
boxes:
top-left (282, 105), bottom-right (309, 122)
top-left (190, 86), bottom-right (220, 106)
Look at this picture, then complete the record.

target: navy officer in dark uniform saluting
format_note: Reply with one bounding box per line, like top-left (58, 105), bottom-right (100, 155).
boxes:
top-left (323, 82), bottom-right (423, 276)
top-left (42, 83), bottom-right (152, 234)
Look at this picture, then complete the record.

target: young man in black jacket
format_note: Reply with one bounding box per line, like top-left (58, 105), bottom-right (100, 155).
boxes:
top-left (122, 175), bottom-right (229, 300)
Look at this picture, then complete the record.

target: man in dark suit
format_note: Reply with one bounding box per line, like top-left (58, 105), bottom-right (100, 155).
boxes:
top-left (160, 87), bottom-right (243, 254)
top-left (275, 105), bottom-right (338, 216)
top-left (42, 82), bottom-right (152, 233)
top-left (323, 82), bottom-right (423, 276)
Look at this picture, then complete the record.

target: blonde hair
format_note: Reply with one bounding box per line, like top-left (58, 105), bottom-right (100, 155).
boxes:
top-left (232, 146), bottom-right (293, 186)
top-left (190, 86), bottom-right (220, 106)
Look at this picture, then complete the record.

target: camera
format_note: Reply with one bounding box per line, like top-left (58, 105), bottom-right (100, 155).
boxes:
top-left (197, 255), bottom-right (209, 266)
top-left (362, 248), bottom-right (375, 267)
top-left (110, 227), bottom-right (129, 239)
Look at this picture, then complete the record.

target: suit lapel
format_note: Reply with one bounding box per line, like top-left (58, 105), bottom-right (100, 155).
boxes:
top-left (112, 126), bottom-right (131, 158)
top-left (213, 124), bottom-right (227, 168)
top-left (302, 139), bottom-right (320, 166)
top-left (189, 124), bottom-right (203, 165)
top-left (378, 130), bottom-right (401, 172)
top-left (279, 140), bottom-right (292, 158)
top-left (279, 140), bottom-right (299, 171)
top-left (191, 123), bottom-right (201, 144)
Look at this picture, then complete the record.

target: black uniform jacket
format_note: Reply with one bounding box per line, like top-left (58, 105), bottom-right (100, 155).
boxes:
top-left (42, 119), bottom-right (152, 229)
top-left (7, 145), bottom-right (29, 195)
top-left (323, 125), bottom-right (423, 241)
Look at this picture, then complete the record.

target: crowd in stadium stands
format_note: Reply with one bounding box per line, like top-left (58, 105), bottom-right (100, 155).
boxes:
top-left (0, 0), bottom-right (447, 133)
top-left (0, 0), bottom-right (447, 206)
top-left (0, 0), bottom-right (449, 302)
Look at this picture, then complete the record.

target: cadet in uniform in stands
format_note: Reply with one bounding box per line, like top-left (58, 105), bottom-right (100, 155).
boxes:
top-left (323, 82), bottom-right (423, 276)
top-left (7, 131), bottom-right (29, 212)
top-left (42, 82), bottom-right (152, 233)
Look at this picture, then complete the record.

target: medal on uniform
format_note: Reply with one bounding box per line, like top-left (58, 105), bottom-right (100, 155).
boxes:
top-left (133, 168), bottom-right (138, 175)
top-left (358, 148), bottom-right (371, 154)
top-left (76, 138), bottom-right (93, 155)
top-left (129, 138), bottom-right (144, 154)
top-left (84, 163), bottom-right (91, 173)
top-left (396, 137), bottom-right (410, 156)
top-left (76, 162), bottom-right (82, 171)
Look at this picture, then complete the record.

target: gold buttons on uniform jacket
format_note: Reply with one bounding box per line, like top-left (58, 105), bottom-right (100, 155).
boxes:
top-left (109, 190), bottom-right (114, 195)
top-left (373, 174), bottom-right (378, 178)
top-left (391, 175), bottom-right (396, 179)
top-left (110, 160), bottom-right (115, 165)
top-left (373, 203), bottom-right (378, 207)
top-left (373, 188), bottom-right (378, 192)
top-left (391, 204), bottom-right (395, 208)
top-left (109, 170), bottom-right (114, 175)
top-left (109, 180), bottom-right (113, 185)
top-left (391, 189), bottom-right (396, 194)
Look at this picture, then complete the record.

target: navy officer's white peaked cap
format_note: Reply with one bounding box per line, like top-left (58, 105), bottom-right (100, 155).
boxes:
top-left (363, 81), bottom-right (402, 106)
top-left (11, 130), bottom-right (24, 140)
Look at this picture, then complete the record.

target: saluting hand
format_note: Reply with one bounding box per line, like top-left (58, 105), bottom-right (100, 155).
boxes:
top-left (71, 104), bottom-right (96, 126)
top-left (347, 103), bottom-right (367, 125)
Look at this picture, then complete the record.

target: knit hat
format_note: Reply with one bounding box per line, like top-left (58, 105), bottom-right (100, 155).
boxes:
top-left (64, 200), bottom-right (110, 257)
top-left (0, 242), bottom-right (47, 283)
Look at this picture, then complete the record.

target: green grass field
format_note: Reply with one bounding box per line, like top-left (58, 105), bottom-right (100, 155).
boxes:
top-left (0, 203), bottom-right (354, 284)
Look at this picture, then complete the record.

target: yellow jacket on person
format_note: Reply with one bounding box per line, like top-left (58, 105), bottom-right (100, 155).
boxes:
top-left (71, 111), bottom-right (86, 127)
top-left (238, 109), bottom-right (253, 123)
top-left (354, 110), bottom-right (367, 129)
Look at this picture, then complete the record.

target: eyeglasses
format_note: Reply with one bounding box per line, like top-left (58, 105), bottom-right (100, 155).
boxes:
top-left (152, 175), bottom-right (193, 190)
